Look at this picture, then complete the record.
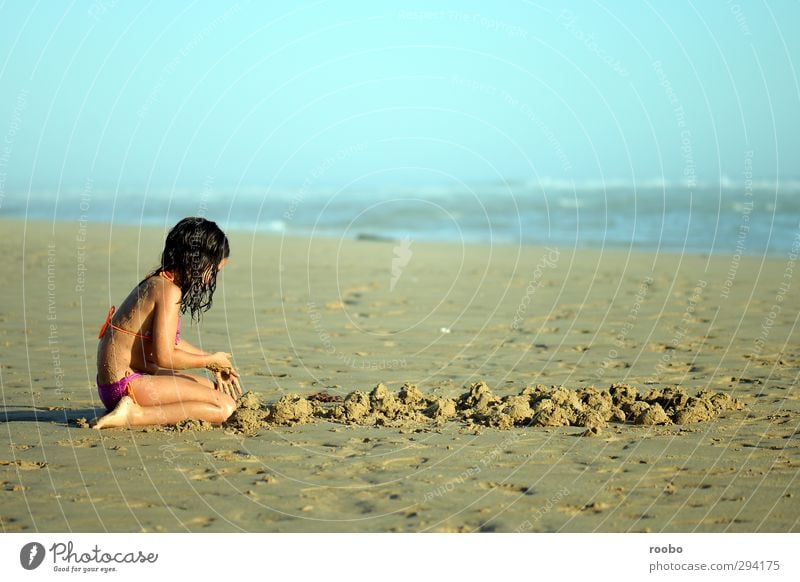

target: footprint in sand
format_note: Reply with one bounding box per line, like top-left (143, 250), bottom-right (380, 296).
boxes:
top-left (559, 501), bottom-right (611, 516)
top-left (478, 481), bottom-right (533, 495)
top-left (187, 516), bottom-right (216, 528)
top-left (601, 360), bottom-right (630, 369)
top-left (190, 466), bottom-right (262, 481)
top-left (208, 450), bottom-right (258, 463)
top-left (324, 284), bottom-right (382, 312)
top-left (0, 460), bottom-right (47, 470)
top-left (648, 342), bottom-right (675, 352)
top-left (659, 362), bottom-right (702, 373)
top-left (254, 472), bottom-right (278, 485)
top-left (55, 438), bottom-right (97, 448)
top-left (704, 516), bottom-right (746, 525)
top-left (0, 515), bottom-right (23, 531)
top-left (216, 466), bottom-right (262, 476)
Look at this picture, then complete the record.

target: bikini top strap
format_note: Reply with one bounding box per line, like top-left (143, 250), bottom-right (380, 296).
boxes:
top-left (99, 273), bottom-right (178, 342)
top-left (98, 306), bottom-right (116, 338)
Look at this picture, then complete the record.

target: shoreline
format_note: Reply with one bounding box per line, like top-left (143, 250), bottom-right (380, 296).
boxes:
top-left (2, 216), bottom-right (793, 260)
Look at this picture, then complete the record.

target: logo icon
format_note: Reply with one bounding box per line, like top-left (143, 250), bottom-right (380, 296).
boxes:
top-left (390, 236), bottom-right (413, 292)
top-left (20, 542), bottom-right (46, 570)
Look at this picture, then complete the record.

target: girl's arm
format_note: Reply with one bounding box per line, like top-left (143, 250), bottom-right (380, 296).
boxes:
top-left (175, 335), bottom-right (241, 397)
top-left (176, 337), bottom-right (212, 357)
top-left (150, 280), bottom-right (231, 371)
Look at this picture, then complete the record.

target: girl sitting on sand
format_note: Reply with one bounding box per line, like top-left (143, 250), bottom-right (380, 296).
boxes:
top-left (92, 217), bottom-right (241, 429)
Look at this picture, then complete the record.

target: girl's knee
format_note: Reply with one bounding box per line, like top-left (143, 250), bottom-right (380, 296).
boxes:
top-left (224, 400), bottom-right (236, 420)
top-left (218, 394), bottom-right (236, 420)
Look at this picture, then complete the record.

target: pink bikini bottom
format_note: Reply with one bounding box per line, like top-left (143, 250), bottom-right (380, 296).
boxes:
top-left (96, 372), bottom-right (144, 411)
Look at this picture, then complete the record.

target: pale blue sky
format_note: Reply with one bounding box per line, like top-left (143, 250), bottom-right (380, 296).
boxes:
top-left (0, 0), bottom-right (797, 192)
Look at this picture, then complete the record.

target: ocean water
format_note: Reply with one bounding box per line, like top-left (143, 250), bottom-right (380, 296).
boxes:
top-left (6, 179), bottom-right (800, 256)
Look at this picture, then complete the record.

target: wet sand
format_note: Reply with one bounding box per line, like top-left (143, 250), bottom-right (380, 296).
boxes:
top-left (1, 218), bottom-right (798, 532)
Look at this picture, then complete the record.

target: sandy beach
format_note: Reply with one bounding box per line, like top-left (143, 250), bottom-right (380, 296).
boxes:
top-left (1, 217), bottom-right (798, 533)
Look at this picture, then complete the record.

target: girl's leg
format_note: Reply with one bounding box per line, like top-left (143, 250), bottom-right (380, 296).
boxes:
top-left (151, 368), bottom-right (217, 390)
top-left (93, 371), bottom-right (236, 429)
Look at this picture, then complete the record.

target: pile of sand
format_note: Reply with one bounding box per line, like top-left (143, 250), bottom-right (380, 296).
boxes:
top-left (224, 391), bottom-right (268, 436)
top-left (220, 382), bottom-right (743, 435)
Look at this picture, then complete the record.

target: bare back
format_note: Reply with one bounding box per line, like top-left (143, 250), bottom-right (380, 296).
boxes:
top-left (96, 273), bottom-right (181, 384)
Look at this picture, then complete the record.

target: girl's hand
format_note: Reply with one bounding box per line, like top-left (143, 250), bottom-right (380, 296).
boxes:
top-left (207, 352), bottom-right (234, 371)
top-left (212, 366), bottom-right (242, 399)
top-left (207, 353), bottom-right (243, 399)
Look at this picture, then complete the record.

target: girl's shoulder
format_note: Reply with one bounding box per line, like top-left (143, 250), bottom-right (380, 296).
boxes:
top-left (143, 271), bottom-right (181, 300)
top-left (158, 271), bottom-right (180, 289)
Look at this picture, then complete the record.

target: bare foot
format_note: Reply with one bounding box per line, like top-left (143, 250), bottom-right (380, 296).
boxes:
top-left (91, 396), bottom-right (138, 429)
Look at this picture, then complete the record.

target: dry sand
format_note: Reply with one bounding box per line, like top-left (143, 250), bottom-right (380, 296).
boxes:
top-left (1, 218), bottom-right (798, 532)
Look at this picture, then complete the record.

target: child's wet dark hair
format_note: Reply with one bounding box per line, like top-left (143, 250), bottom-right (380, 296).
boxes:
top-left (145, 217), bottom-right (230, 321)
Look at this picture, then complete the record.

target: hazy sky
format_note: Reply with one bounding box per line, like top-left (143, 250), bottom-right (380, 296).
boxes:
top-left (0, 1), bottom-right (798, 192)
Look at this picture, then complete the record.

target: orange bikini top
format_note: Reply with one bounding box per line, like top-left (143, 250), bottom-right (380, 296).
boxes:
top-left (98, 271), bottom-right (180, 344)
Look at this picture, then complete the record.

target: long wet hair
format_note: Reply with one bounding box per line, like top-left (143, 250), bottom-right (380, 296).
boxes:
top-left (144, 217), bottom-right (230, 322)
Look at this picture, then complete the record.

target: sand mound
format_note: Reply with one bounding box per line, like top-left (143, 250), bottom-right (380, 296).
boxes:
top-left (224, 391), bottom-right (267, 435)
top-left (237, 391), bottom-right (262, 410)
top-left (457, 381), bottom-right (501, 413)
top-left (215, 382), bottom-right (743, 436)
top-left (425, 397), bottom-right (457, 424)
top-left (266, 393), bottom-right (315, 425)
top-left (331, 391), bottom-right (372, 423)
